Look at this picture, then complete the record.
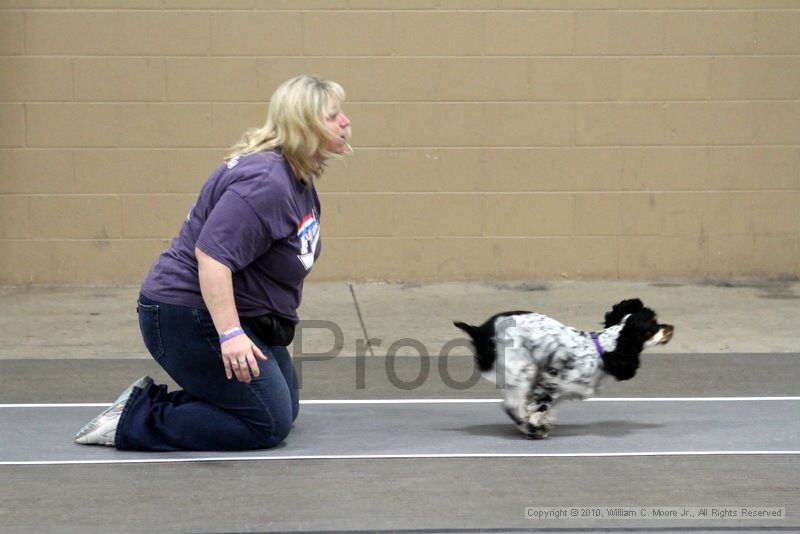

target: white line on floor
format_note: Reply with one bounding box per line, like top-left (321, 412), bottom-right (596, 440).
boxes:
top-left (2, 450), bottom-right (799, 466)
top-left (1, 397), bottom-right (799, 408)
top-left (308, 397), bottom-right (800, 403)
top-left (590, 396), bottom-right (800, 402)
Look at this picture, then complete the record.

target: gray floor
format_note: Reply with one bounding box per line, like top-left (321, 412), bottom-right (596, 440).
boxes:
top-left (1, 354), bottom-right (798, 532)
top-left (3, 399), bottom-right (798, 464)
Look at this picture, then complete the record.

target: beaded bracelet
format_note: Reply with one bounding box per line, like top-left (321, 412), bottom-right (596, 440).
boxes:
top-left (219, 327), bottom-right (245, 344)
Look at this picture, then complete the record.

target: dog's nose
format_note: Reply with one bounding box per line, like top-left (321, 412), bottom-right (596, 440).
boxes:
top-left (660, 325), bottom-right (674, 343)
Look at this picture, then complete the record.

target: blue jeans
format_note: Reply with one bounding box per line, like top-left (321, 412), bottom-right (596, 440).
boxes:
top-left (115, 294), bottom-right (300, 451)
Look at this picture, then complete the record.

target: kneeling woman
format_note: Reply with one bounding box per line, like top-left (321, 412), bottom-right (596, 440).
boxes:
top-left (75, 75), bottom-right (351, 451)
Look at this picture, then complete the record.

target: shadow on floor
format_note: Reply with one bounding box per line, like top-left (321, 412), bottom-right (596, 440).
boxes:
top-left (454, 420), bottom-right (664, 440)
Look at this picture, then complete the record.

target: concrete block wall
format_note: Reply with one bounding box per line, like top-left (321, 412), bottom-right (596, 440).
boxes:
top-left (1, 1), bottom-right (798, 285)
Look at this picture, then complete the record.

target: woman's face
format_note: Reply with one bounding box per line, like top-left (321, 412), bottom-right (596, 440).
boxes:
top-left (322, 100), bottom-right (351, 155)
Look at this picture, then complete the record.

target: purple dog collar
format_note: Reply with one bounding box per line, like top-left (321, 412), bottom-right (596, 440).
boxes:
top-left (591, 332), bottom-right (604, 356)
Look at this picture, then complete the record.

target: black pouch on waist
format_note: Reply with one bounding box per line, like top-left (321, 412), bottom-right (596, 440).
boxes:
top-left (242, 313), bottom-right (296, 346)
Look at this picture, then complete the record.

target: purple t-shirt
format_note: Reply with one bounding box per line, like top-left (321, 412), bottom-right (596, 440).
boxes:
top-left (140, 151), bottom-right (321, 323)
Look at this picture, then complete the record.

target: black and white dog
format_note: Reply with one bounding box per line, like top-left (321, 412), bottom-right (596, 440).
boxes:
top-left (454, 299), bottom-right (673, 439)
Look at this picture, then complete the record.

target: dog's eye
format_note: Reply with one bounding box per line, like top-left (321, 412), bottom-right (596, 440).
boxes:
top-left (547, 368), bottom-right (559, 376)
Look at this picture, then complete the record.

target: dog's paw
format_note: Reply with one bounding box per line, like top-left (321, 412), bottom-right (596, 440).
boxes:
top-left (519, 410), bottom-right (553, 439)
top-left (524, 410), bottom-right (549, 428)
top-left (520, 422), bottom-right (551, 439)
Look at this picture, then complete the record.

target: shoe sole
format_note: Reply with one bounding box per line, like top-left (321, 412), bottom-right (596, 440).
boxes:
top-left (74, 376), bottom-right (153, 440)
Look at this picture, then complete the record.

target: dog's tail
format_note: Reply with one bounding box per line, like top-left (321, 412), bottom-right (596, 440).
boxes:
top-left (454, 321), bottom-right (496, 372)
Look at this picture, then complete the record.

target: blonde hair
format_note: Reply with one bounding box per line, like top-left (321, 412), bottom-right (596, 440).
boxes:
top-left (227, 75), bottom-right (348, 184)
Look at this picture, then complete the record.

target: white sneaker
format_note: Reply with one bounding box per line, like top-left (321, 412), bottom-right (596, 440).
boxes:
top-left (111, 376), bottom-right (153, 406)
top-left (74, 376), bottom-right (153, 447)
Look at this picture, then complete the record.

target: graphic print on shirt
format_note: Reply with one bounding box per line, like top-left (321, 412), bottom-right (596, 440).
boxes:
top-left (297, 211), bottom-right (320, 270)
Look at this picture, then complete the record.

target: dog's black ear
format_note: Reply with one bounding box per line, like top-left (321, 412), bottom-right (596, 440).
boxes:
top-left (602, 306), bottom-right (658, 381)
top-left (602, 351), bottom-right (640, 381)
top-left (604, 298), bottom-right (644, 327)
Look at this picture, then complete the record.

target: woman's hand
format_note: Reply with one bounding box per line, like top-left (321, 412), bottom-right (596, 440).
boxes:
top-left (221, 333), bottom-right (267, 383)
top-left (196, 246), bottom-right (270, 382)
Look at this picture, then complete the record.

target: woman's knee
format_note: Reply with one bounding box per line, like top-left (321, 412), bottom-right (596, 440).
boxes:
top-left (253, 410), bottom-right (293, 449)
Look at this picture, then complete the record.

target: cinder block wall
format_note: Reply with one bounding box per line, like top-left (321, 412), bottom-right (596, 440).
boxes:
top-left (1, 1), bottom-right (798, 285)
